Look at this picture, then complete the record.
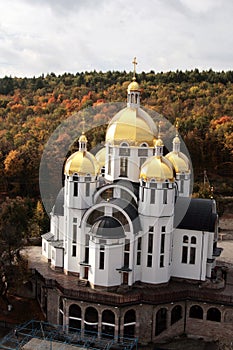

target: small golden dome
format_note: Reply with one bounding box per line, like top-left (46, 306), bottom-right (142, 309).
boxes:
top-left (106, 107), bottom-right (157, 146)
top-left (140, 156), bottom-right (174, 182)
top-left (155, 138), bottom-right (164, 147)
top-left (127, 80), bottom-right (140, 93)
top-left (95, 147), bottom-right (106, 168)
top-left (79, 132), bottom-right (87, 143)
top-left (173, 136), bottom-right (180, 144)
top-left (64, 151), bottom-right (99, 176)
top-left (165, 151), bottom-right (190, 173)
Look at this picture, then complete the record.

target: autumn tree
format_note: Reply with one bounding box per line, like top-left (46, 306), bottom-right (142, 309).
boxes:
top-left (0, 197), bottom-right (30, 265)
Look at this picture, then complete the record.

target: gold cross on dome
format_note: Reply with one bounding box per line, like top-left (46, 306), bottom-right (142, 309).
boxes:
top-left (132, 57), bottom-right (137, 80)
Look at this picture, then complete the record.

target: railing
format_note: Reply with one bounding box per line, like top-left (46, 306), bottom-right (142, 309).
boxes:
top-left (44, 277), bottom-right (233, 306)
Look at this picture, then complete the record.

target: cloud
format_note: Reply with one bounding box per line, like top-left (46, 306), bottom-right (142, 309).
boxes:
top-left (0, 0), bottom-right (232, 77)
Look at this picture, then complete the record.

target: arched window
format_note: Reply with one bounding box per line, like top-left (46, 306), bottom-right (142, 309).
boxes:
top-left (120, 142), bottom-right (129, 147)
top-left (84, 307), bottom-right (98, 334)
top-left (69, 304), bottom-right (82, 330)
top-left (70, 304), bottom-right (81, 318)
top-left (182, 235), bottom-right (196, 265)
top-left (102, 310), bottom-right (115, 338)
top-left (155, 308), bottom-right (167, 336)
top-left (138, 143), bottom-right (148, 158)
top-left (123, 309), bottom-right (136, 338)
top-left (171, 305), bottom-right (182, 325)
top-left (207, 308), bottom-right (221, 322)
top-left (189, 305), bottom-right (203, 319)
top-left (191, 236), bottom-right (196, 244)
top-left (119, 142), bottom-right (130, 156)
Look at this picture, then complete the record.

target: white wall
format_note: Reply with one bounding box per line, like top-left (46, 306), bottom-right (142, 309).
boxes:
top-left (88, 239), bottom-right (123, 287)
top-left (172, 229), bottom-right (209, 281)
top-left (51, 247), bottom-right (64, 268)
top-left (42, 239), bottom-right (51, 260)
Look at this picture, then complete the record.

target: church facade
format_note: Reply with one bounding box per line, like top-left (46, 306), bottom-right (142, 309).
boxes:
top-left (38, 63), bottom-right (231, 344)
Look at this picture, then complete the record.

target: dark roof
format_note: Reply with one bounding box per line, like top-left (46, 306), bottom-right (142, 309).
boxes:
top-left (109, 198), bottom-right (141, 233)
top-left (91, 216), bottom-right (125, 239)
top-left (53, 187), bottom-right (64, 216)
top-left (175, 197), bottom-right (217, 232)
top-left (41, 232), bottom-right (54, 241)
top-left (50, 240), bottom-right (64, 248)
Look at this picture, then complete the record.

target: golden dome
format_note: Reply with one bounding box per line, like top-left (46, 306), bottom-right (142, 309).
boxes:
top-left (173, 136), bottom-right (180, 144)
top-left (95, 147), bottom-right (106, 168)
top-left (64, 151), bottom-right (99, 176)
top-left (140, 156), bottom-right (174, 182)
top-left (127, 80), bottom-right (140, 93)
top-left (155, 138), bottom-right (164, 147)
top-left (79, 132), bottom-right (87, 143)
top-left (165, 151), bottom-right (190, 173)
top-left (105, 107), bottom-right (157, 146)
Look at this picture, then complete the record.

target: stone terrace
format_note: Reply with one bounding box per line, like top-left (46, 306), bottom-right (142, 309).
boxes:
top-left (24, 246), bottom-right (233, 307)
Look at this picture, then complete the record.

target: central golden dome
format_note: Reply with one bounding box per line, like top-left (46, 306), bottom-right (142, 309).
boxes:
top-left (105, 107), bottom-right (157, 146)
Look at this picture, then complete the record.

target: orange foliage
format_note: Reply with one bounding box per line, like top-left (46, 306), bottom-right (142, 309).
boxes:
top-left (11, 104), bottom-right (25, 113)
top-left (93, 99), bottom-right (105, 106)
top-left (210, 116), bottom-right (232, 129)
top-left (4, 149), bottom-right (24, 176)
top-left (48, 96), bottom-right (56, 104)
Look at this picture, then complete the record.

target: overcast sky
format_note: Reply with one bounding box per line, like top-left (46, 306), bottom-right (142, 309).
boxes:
top-left (0, 0), bottom-right (232, 77)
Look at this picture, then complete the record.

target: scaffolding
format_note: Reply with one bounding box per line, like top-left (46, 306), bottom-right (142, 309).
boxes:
top-left (0, 320), bottom-right (138, 350)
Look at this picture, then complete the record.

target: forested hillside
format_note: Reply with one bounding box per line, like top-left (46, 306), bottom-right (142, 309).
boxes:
top-left (0, 69), bottom-right (232, 240)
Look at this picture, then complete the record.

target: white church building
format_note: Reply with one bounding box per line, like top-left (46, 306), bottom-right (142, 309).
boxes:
top-left (42, 65), bottom-right (219, 290)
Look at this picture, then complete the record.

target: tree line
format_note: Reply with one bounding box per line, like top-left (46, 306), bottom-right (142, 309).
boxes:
top-left (1, 69), bottom-right (233, 95)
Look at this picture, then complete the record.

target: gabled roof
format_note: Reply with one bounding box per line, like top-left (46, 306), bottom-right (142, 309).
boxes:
top-left (175, 197), bottom-right (217, 232)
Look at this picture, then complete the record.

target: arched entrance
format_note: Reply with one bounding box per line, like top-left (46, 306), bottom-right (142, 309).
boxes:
top-left (84, 307), bottom-right (98, 334)
top-left (69, 304), bottom-right (82, 330)
top-left (155, 308), bottom-right (167, 336)
top-left (171, 305), bottom-right (182, 325)
top-left (101, 310), bottom-right (115, 338)
top-left (123, 309), bottom-right (136, 338)
top-left (189, 305), bottom-right (203, 319)
top-left (207, 307), bottom-right (221, 322)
